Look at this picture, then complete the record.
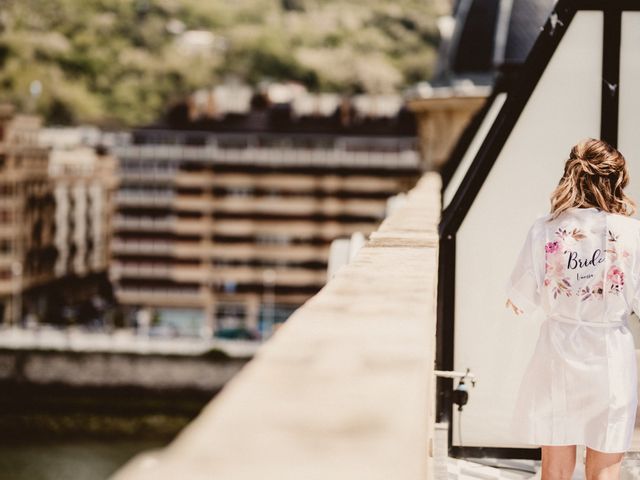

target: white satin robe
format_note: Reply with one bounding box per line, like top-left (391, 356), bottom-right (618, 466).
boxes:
top-left (505, 206), bottom-right (639, 453)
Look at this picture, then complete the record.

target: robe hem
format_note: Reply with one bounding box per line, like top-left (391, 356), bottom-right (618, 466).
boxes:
top-left (515, 440), bottom-right (630, 454)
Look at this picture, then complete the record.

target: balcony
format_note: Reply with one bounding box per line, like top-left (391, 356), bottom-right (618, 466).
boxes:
top-left (114, 141), bottom-right (420, 170)
top-left (111, 262), bottom-right (206, 283)
top-left (211, 173), bottom-right (408, 193)
top-left (115, 192), bottom-right (174, 207)
top-left (119, 170), bottom-right (176, 183)
top-left (110, 263), bottom-right (173, 279)
top-left (213, 196), bottom-right (387, 218)
top-left (172, 195), bottom-right (213, 212)
top-left (209, 243), bottom-right (330, 262)
top-left (172, 242), bottom-right (210, 258)
top-left (212, 219), bottom-right (374, 238)
top-left (112, 216), bottom-right (176, 232)
top-left (174, 171), bottom-right (216, 187)
top-left (212, 266), bottom-right (327, 286)
top-left (171, 265), bottom-right (209, 283)
top-left (174, 218), bottom-right (212, 234)
top-left (110, 240), bottom-right (173, 255)
top-left (114, 287), bottom-right (205, 307)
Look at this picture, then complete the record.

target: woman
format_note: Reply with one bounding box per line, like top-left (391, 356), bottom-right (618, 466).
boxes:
top-left (505, 138), bottom-right (639, 480)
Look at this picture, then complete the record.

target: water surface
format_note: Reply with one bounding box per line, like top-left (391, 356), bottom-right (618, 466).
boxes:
top-left (0, 439), bottom-right (166, 480)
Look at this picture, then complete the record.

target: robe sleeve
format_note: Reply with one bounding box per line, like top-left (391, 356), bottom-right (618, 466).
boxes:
top-left (505, 221), bottom-right (541, 315)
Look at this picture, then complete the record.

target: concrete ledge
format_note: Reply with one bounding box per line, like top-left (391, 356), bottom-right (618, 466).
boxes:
top-left (112, 172), bottom-right (442, 480)
top-left (0, 349), bottom-right (246, 391)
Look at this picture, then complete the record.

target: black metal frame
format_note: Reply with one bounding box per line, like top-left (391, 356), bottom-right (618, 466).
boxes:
top-left (436, 0), bottom-right (638, 460)
top-left (601, 6), bottom-right (621, 146)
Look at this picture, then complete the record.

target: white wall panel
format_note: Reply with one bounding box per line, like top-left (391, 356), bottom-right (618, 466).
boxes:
top-left (616, 11), bottom-right (640, 346)
top-left (454, 11), bottom-right (603, 448)
top-left (618, 12), bottom-right (640, 211)
top-left (444, 93), bottom-right (508, 209)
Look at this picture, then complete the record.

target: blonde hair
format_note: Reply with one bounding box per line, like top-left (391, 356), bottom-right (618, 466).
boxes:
top-left (548, 138), bottom-right (637, 221)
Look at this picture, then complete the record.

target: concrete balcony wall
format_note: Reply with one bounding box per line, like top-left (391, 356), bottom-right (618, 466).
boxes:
top-left (216, 292), bottom-right (312, 306)
top-left (174, 172), bottom-right (216, 187)
top-left (115, 262), bottom-right (328, 285)
top-left (112, 171), bottom-right (441, 480)
top-left (214, 196), bottom-right (387, 217)
top-left (116, 144), bottom-right (420, 170)
top-left (174, 219), bottom-right (212, 234)
top-left (119, 171), bottom-right (176, 183)
top-left (209, 244), bottom-right (330, 262)
top-left (211, 173), bottom-right (408, 192)
top-left (172, 196), bottom-right (214, 212)
top-left (114, 287), bottom-right (205, 307)
top-left (115, 193), bottom-right (173, 207)
top-left (110, 240), bottom-right (173, 255)
top-left (113, 216), bottom-right (177, 231)
top-left (212, 220), bottom-right (375, 239)
top-left (213, 266), bottom-right (327, 286)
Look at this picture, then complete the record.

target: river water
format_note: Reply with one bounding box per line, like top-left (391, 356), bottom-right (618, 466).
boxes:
top-left (0, 384), bottom-right (209, 480)
top-left (0, 349), bottom-right (229, 480)
top-left (0, 439), bottom-right (168, 480)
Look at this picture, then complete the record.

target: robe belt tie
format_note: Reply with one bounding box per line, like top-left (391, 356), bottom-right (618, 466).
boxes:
top-left (548, 313), bottom-right (627, 328)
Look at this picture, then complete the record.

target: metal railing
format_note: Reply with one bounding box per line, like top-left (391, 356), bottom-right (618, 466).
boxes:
top-left (114, 141), bottom-right (420, 170)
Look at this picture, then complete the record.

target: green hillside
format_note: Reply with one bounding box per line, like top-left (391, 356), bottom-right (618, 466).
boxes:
top-left (0, 0), bottom-right (446, 127)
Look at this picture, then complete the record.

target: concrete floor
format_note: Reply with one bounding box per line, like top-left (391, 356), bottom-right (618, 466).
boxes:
top-left (448, 449), bottom-right (640, 479)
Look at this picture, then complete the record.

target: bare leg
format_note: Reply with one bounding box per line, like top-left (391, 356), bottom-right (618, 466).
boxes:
top-left (585, 447), bottom-right (624, 480)
top-left (541, 445), bottom-right (577, 480)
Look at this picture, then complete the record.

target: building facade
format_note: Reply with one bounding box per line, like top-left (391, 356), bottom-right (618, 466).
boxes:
top-left (0, 105), bottom-right (56, 325)
top-left (42, 133), bottom-right (119, 322)
top-left (48, 144), bottom-right (117, 278)
top-left (111, 92), bottom-right (422, 338)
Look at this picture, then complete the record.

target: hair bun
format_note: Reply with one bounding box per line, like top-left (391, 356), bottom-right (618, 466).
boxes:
top-left (569, 155), bottom-right (596, 175)
top-left (578, 156), bottom-right (594, 171)
top-left (550, 138), bottom-right (636, 218)
top-left (569, 139), bottom-right (624, 177)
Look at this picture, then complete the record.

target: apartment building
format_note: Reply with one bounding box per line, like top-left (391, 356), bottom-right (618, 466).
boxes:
top-left (0, 105), bottom-right (56, 325)
top-left (44, 133), bottom-right (118, 313)
top-left (45, 134), bottom-right (118, 277)
top-left (111, 88), bottom-right (422, 338)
